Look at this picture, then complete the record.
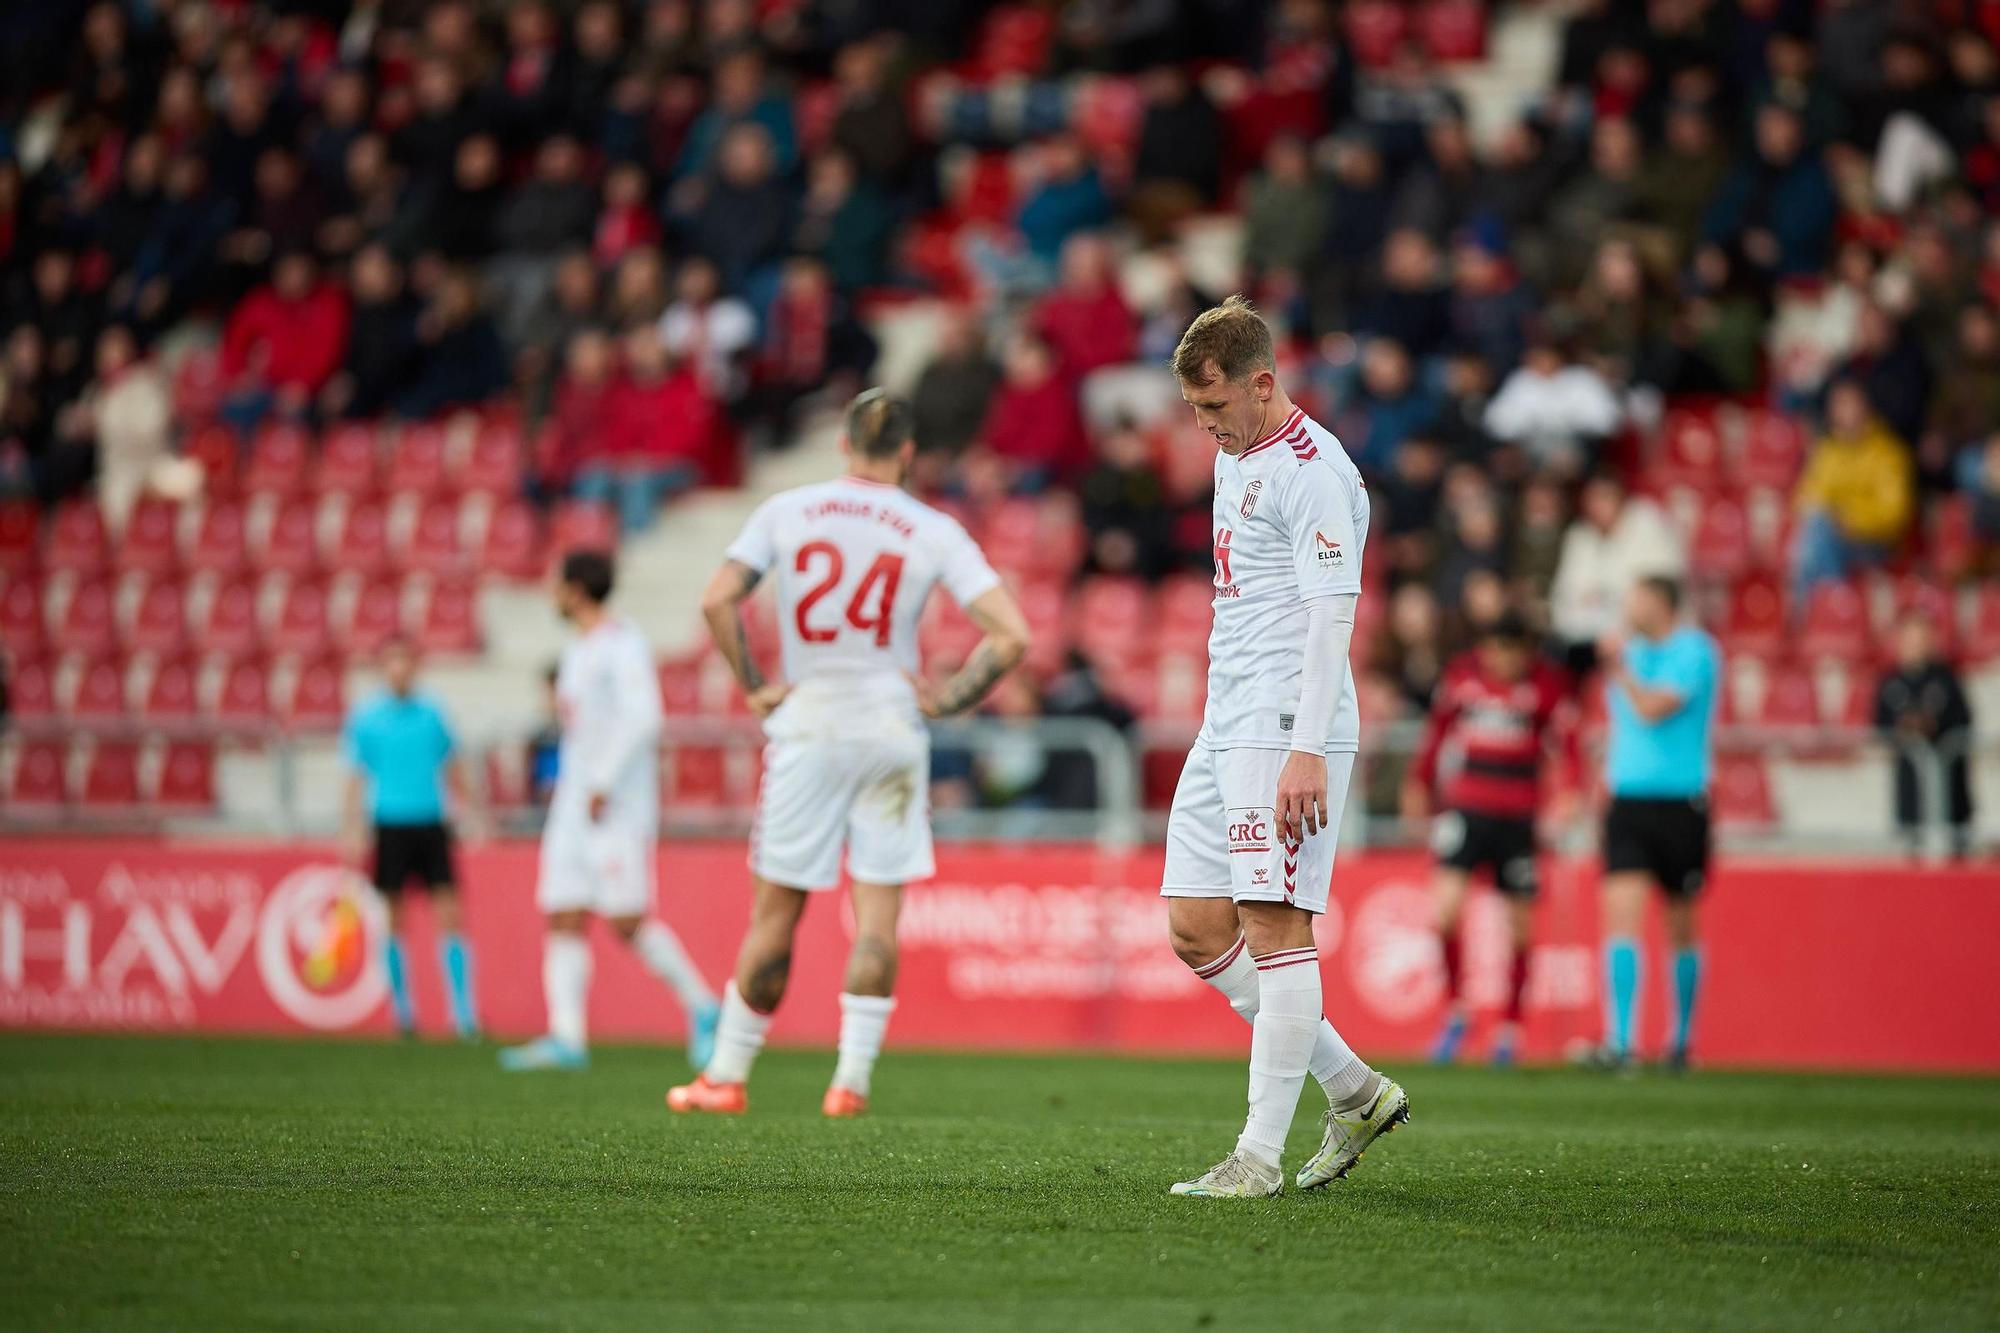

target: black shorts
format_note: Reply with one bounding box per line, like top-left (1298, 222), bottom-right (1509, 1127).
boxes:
top-left (1603, 797), bottom-right (1710, 897)
top-left (1432, 810), bottom-right (1539, 897)
top-left (373, 822), bottom-right (456, 895)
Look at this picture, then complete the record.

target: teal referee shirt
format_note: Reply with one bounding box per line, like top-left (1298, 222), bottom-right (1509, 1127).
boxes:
top-left (343, 691), bottom-right (458, 825)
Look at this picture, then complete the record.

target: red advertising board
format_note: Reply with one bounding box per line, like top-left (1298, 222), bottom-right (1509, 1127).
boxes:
top-left (1, 837), bottom-right (1995, 1071)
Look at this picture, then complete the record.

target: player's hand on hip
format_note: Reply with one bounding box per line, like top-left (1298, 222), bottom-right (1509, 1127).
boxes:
top-left (587, 791), bottom-right (608, 823)
top-left (746, 682), bottom-right (791, 720)
top-left (1277, 750), bottom-right (1329, 842)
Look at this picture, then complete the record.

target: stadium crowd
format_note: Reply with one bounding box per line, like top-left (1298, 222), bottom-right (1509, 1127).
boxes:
top-left (0, 0), bottom-right (1995, 824)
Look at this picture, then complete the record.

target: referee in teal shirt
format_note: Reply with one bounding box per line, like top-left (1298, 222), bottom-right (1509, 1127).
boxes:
top-left (343, 638), bottom-right (481, 1038)
top-left (1595, 575), bottom-right (1721, 1072)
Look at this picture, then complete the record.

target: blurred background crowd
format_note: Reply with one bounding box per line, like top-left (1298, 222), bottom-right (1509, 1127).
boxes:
top-left (0, 0), bottom-right (1995, 843)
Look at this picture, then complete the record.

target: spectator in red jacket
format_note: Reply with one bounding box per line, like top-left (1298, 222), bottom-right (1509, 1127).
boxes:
top-left (219, 249), bottom-right (350, 434)
top-left (574, 325), bottom-right (708, 534)
top-left (541, 328), bottom-right (618, 500)
top-left (980, 330), bottom-right (1088, 491)
top-left (1030, 233), bottom-right (1138, 380)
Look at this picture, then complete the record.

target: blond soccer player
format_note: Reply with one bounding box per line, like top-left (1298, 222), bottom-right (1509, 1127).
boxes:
top-left (1161, 298), bottom-right (1410, 1197)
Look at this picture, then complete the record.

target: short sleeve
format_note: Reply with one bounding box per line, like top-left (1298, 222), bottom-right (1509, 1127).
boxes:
top-left (936, 517), bottom-right (1003, 608)
top-left (1285, 461), bottom-right (1364, 599)
top-left (1647, 635), bottom-right (1715, 704)
top-left (723, 497), bottom-right (782, 574)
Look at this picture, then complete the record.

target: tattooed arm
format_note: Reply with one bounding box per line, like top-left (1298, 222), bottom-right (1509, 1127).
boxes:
top-left (700, 559), bottom-right (789, 718)
top-left (918, 585), bottom-right (1030, 718)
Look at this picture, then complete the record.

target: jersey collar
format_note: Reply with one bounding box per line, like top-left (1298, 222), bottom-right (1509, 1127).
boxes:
top-left (1236, 407), bottom-right (1305, 460)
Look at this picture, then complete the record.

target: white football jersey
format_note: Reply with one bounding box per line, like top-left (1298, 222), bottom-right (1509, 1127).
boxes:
top-left (553, 615), bottom-right (662, 825)
top-left (1198, 406), bottom-right (1369, 754)
top-left (725, 476), bottom-right (1002, 721)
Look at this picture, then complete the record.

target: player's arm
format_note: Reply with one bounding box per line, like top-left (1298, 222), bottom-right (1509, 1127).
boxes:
top-left (1276, 462), bottom-right (1364, 843)
top-left (918, 585), bottom-right (1030, 717)
top-left (581, 640), bottom-right (665, 821)
top-left (1600, 648), bottom-right (1690, 723)
top-left (699, 557), bottom-right (788, 719)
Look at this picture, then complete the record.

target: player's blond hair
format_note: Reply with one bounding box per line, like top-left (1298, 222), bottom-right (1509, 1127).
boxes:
top-left (845, 387), bottom-right (913, 458)
top-left (1171, 295), bottom-right (1275, 386)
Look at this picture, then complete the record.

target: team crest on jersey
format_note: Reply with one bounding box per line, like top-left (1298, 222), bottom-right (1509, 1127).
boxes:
top-left (1239, 480), bottom-right (1263, 519)
top-left (1314, 531), bottom-right (1343, 568)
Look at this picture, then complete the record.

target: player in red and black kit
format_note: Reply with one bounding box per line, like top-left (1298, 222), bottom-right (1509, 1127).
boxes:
top-left (1402, 612), bottom-right (1576, 1067)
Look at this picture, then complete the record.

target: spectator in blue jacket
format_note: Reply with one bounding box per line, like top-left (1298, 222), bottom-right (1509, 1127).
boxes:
top-left (1702, 103), bottom-right (1837, 281)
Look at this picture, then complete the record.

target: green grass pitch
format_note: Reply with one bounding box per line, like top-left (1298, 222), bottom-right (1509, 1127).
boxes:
top-left (4, 1034), bottom-right (1998, 1331)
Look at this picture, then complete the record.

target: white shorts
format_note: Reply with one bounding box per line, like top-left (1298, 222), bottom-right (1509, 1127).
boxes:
top-left (751, 730), bottom-right (932, 891)
top-left (1160, 745), bottom-right (1355, 915)
top-left (537, 815), bottom-right (657, 917)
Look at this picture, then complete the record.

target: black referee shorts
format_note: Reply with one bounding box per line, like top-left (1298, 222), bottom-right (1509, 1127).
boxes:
top-left (373, 822), bottom-right (457, 896)
top-left (1603, 797), bottom-right (1710, 898)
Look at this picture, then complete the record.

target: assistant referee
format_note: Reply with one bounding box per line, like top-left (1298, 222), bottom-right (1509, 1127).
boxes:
top-left (342, 637), bottom-right (481, 1039)
top-left (1594, 575), bottom-right (1721, 1072)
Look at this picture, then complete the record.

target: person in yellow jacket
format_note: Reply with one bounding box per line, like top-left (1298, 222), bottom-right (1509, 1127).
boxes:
top-left (1790, 377), bottom-right (1913, 605)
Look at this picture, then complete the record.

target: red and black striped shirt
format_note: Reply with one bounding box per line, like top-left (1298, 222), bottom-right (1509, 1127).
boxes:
top-left (1410, 655), bottom-right (1574, 820)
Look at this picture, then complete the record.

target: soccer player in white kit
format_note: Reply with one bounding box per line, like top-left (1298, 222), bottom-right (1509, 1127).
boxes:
top-left (500, 550), bottom-right (721, 1071)
top-left (666, 390), bottom-right (1029, 1117)
top-left (1161, 298), bottom-right (1410, 1197)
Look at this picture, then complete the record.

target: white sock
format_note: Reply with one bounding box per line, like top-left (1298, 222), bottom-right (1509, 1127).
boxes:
top-left (831, 993), bottom-right (896, 1097)
top-left (1190, 936), bottom-right (1372, 1107)
top-left (1235, 946), bottom-right (1322, 1169)
top-left (543, 932), bottom-right (592, 1050)
top-left (634, 920), bottom-right (716, 1011)
top-left (705, 980), bottom-right (772, 1084)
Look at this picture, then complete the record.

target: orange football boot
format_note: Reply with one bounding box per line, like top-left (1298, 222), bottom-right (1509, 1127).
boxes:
top-left (665, 1075), bottom-right (747, 1114)
top-left (821, 1086), bottom-right (868, 1118)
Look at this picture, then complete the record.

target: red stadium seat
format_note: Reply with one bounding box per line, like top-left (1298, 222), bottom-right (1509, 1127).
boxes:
top-left (155, 740), bottom-right (217, 811)
top-left (80, 741), bottom-right (142, 807)
top-left (184, 423), bottom-right (240, 499)
top-left (8, 739), bottom-right (70, 808)
top-left (171, 346), bottom-right (224, 422)
top-left (70, 654), bottom-right (129, 721)
top-left (1758, 665), bottom-right (1822, 729)
top-left (386, 422), bottom-right (451, 499)
top-left (0, 501), bottom-right (38, 572)
top-left (668, 745), bottom-right (729, 807)
top-left (140, 655), bottom-right (200, 720)
top-left (343, 577), bottom-right (405, 655)
top-left (1738, 409), bottom-right (1807, 490)
top-left (1686, 496), bottom-right (1753, 582)
top-left (1721, 573), bottom-right (1787, 661)
top-left (125, 577), bottom-right (189, 655)
top-left (416, 577), bottom-right (481, 653)
top-left (1072, 577), bottom-right (1152, 670)
top-left (260, 499), bottom-right (321, 575)
top-left (1, 578), bottom-right (47, 653)
top-left (330, 498), bottom-right (391, 576)
top-left (1072, 76), bottom-right (1144, 167)
top-left (1156, 574), bottom-right (1214, 653)
top-left (244, 421), bottom-right (313, 499)
top-left (463, 423), bottom-right (524, 496)
top-left (286, 655), bottom-right (346, 732)
top-left (187, 501), bottom-right (250, 575)
top-left (1346, 0), bottom-right (1411, 67)
top-left (549, 502), bottom-right (617, 560)
top-left (478, 499), bottom-right (543, 580)
top-left (1832, 668), bottom-right (1876, 729)
top-left (404, 498), bottom-right (465, 574)
top-left (315, 422), bottom-right (381, 497)
top-left (1654, 406), bottom-right (1728, 489)
top-left (1419, 0), bottom-right (1488, 62)
top-left (658, 659), bottom-right (704, 715)
top-left (212, 654), bottom-right (272, 727)
top-left (201, 577), bottom-right (263, 657)
top-left (1797, 581), bottom-right (1870, 664)
top-left (1711, 753), bottom-right (1776, 829)
top-left (46, 500), bottom-right (110, 575)
top-left (269, 576), bottom-right (333, 657)
top-left (5, 655), bottom-right (56, 718)
top-left (971, 5), bottom-right (1053, 78)
top-left (118, 496), bottom-right (182, 575)
top-left (58, 578), bottom-right (119, 657)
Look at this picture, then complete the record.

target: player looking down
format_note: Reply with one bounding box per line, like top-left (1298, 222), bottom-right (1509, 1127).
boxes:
top-left (1160, 297), bottom-right (1409, 1198)
top-left (667, 390), bottom-right (1029, 1117)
